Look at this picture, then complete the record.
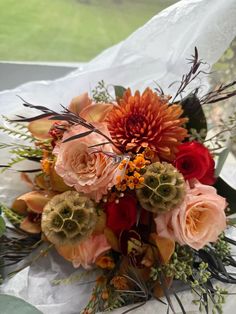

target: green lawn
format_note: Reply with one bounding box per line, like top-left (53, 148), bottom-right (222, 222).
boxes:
top-left (0, 0), bottom-right (177, 62)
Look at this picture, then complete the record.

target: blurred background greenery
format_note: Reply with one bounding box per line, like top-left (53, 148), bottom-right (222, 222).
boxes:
top-left (210, 40), bottom-right (236, 154)
top-left (0, 0), bottom-right (177, 62)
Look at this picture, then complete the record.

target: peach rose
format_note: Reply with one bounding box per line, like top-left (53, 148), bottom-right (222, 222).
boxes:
top-left (54, 122), bottom-right (120, 202)
top-left (155, 181), bottom-right (227, 250)
top-left (56, 234), bottom-right (111, 269)
top-left (68, 92), bottom-right (113, 123)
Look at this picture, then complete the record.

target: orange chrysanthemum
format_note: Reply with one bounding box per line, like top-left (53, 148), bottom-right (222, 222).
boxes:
top-left (106, 88), bottom-right (188, 161)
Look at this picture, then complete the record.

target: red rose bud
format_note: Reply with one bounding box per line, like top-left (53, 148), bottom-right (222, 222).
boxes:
top-left (105, 195), bottom-right (137, 235)
top-left (174, 141), bottom-right (215, 185)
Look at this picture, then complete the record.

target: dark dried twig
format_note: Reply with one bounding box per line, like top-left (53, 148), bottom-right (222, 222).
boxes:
top-left (0, 233), bottom-right (42, 268)
top-left (170, 47), bottom-right (208, 102)
top-left (12, 100), bottom-right (119, 150)
top-left (200, 80), bottom-right (236, 105)
top-left (0, 165), bottom-right (41, 172)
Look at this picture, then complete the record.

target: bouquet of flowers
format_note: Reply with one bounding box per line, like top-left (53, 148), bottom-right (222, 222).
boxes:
top-left (0, 49), bottom-right (236, 314)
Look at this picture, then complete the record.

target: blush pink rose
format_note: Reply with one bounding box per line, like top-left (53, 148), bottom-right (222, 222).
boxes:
top-left (53, 122), bottom-right (120, 202)
top-left (56, 234), bottom-right (111, 269)
top-left (155, 181), bottom-right (227, 250)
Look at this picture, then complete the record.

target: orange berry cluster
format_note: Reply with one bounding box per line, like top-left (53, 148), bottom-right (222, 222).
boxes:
top-left (116, 152), bottom-right (151, 191)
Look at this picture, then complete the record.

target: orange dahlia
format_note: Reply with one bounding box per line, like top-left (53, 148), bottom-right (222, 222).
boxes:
top-left (106, 88), bottom-right (188, 161)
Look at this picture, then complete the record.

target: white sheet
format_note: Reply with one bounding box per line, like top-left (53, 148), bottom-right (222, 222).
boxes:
top-left (0, 0), bottom-right (236, 313)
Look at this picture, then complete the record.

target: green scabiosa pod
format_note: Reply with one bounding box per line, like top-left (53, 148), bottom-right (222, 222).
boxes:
top-left (41, 191), bottom-right (97, 246)
top-left (136, 162), bottom-right (185, 213)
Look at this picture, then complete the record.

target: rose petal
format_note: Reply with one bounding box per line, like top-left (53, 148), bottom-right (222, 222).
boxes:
top-left (68, 93), bottom-right (92, 116)
top-left (80, 103), bottom-right (113, 122)
top-left (34, 173), bottom-right (49, 190)
top-left (150, 233), bottom-right (175, 264)
top-left (20, 217), bottom-right (41, 234)
top-left (11, 199), bottom-right (28, 215)
top-left (50, 167), bottom-right (72, 192)
top-left (155, 181), bottom-right (227, 250)
top-left (28, 118), bottom-right (55, 140)
top-left (104, 227), bottom-right (120, 252)
top-left (56, 234), bottom-right (111, 269)
top-left (153, 277), bottom-right (173, 298)
top-left (56, 243), bottom-right (75, 262)
top-left (18, 191), bottom-right (54, 213)
top-left (93, 212), bottom-right (107, 234)
top-left (53, 122), bottom-right (120, 202)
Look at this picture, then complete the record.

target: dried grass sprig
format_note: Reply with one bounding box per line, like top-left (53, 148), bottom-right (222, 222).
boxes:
top-left (170, 47), bottom-right (208, 102)
top-left (200, 80), bottom-right (236, 105)
top-left (12, 99), bottom-right (118, 149)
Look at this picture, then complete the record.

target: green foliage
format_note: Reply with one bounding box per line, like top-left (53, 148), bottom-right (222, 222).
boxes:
top-left (189, 128), bottom-right (207, 143)
top-left (207, 38), bottom-right (236, 156)
top-left (114, 85), bottom-right (127, 101)
top-left (0, 141), bottom-right (43, 172)
top-left (1, 204), bottom-right (24, 225)
top-left (0, 125), bottom-right (34, 141)
top-left (104, 293), bottom-right (126, 311)
top-left (9, 147), bottom-right (43, 159)
top-left (180, 93), bottom-right (207, 139)
top-left (227, 217), bottom-right (236, 226)
top-left (0, 0), bottom-right (177, 62)
top-left (52, 269), bottom-right (96, 286)
top-left (212, 234), bottom-right (231, 260)
top-left (92, 80), bottom-right (114, 103)
top-left (2, 116), bottom-right (29, 131)
top-left (0, 156), bottom-right (26, 173)
top-left (191, 262), bottom-right (211, 288)
top-left (0, 294), bottom-right (42, 314)
top-left (212, 286), bottom-right (228, 314)
top-left (151, 244), bottom-right (193, 283)
top-left (0, 216), bottom-right (6, 237)
top-left (150, 242), bottom-right (232, 314)
top-left (81, 277), bottom-right (106, 314)
top-left (214, 177), bottom-right (236, 215)
top-left (192, 284), bottom-right (227, 314)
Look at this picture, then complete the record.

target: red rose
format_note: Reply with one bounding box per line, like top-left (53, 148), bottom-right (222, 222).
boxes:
top-left (105, 195), bottom-right (137, 235)
top-left (174, 141), bottom-right (215, 185)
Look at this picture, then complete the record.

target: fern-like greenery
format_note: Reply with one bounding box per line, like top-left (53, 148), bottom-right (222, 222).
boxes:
top-left (104, 293), bottom-right (126, 311)
top-left (2, 115), bottom-right (29, 131)
top-left (0, 142), bottom-right (43, 172)
top-left (0, 125), bottom-right (34, 142)
top-left (0, 156), bottom-right (26, 173)
top-left (9, 147), bottom-right (43, 159)
top-left (1, 204), bottom-right (24, 225)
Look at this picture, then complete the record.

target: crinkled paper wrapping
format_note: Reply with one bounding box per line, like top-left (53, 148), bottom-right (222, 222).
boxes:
top-left (0, 0), bottom-right (236, 313)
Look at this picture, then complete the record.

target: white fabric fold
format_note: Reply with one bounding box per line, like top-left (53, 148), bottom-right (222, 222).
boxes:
top-left (0, 0), bottom-right (236, 313)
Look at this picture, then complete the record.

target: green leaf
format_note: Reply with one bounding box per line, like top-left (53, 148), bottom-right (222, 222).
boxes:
top-left (179, 93), bottom-right (207, 138)
top-left (214, 177), bottom-right (236, 214)
top-left (227, 217), bottom-right (236, 226)
top-left (114, 85), bottom-right (126, 101)
top-left (0, 295), bottom-right (42, 314)
top-left (215, 148), bottom-right (229, 177)
top-left (0, 216), bottom-right (6, 237)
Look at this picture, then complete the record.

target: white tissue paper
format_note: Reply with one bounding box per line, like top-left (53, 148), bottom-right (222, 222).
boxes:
top-left (0, 0), bottom-right (236, 313)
